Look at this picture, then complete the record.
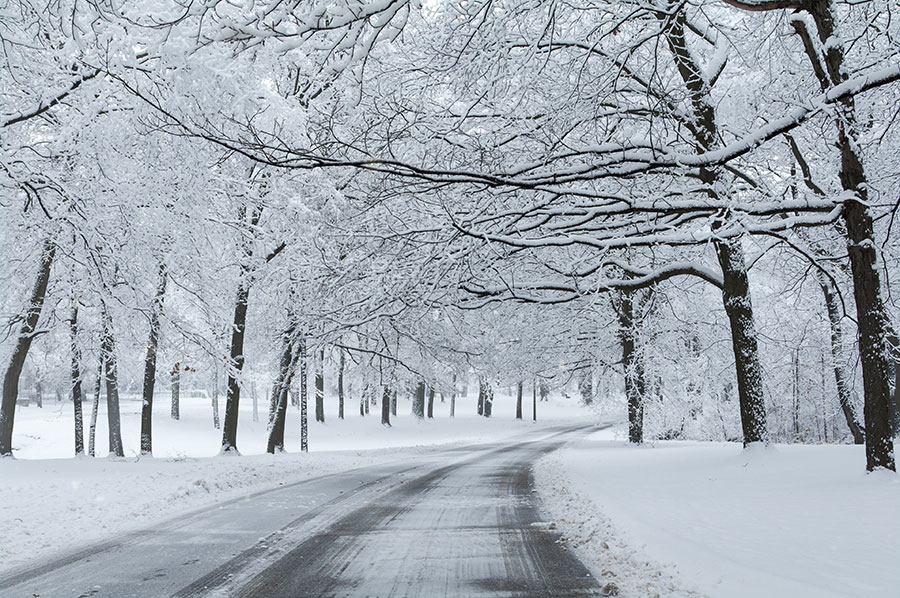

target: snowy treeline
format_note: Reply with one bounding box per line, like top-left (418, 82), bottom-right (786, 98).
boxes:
top-left (1, 0), bottom-right (898, 469)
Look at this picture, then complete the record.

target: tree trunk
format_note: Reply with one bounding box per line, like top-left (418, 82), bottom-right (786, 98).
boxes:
top-left (414, 381), bottom-right (425, 419)
top-left (221, 279), bottom-right (250, 454)
top-left (803, 0), bottom-right (894, 469)
top-left (101, 311), bottom-right (125, 458)
top-left (483, 379), bottom-right (493, 418)
top-left (170, 363), bottom-right (181, 421)
top-left (715, 239), bottom-right (769, 445)
top-left (793, 349), bottom-right (801, 440)
top-left (89, 361), bottom-right (102, 457)
top-left (0, 240), bottom-right (55, 456)
top-left (617, 290), bottom-right (645, 444)
top-left (663, 7), bottom-right (769, 446)
top-left (426, 387), bottom-right (434, 419)
top-left (532, 380), bottom-right (537, 422)
top-left (211, 368), bottom-right (220, 429)
top-left (267, 329), bottom-right (298, 454)
top-left (69, 301), bottom-right (85, 456)
top-left (337, 349), bottom-right (345, 419)
top-left (315, 348), bottom-right (325, 423)
top-left (140, 264), bottom-right (167, 456)
top-left (819, 277), bottom-right (865, 443)
top-left (299, 337), bottom-right (308, 452)
top-left (381, 385), bottom-right (391, 426)
top-left (477, 378), bottom-right (485, 416)
top-left (516, 381), bottom-right (523, 420)
top-left (391, 388), bottom-right (397, 416)
top-left (35, 381), bottom-right (42, 408)
top-left (579, 369), bottom-right (593, 405)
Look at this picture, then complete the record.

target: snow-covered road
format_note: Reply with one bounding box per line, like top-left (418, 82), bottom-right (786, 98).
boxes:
top-left (1, 424), bottom-right (604, 598)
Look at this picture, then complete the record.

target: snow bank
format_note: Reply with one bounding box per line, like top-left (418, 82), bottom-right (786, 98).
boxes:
top-left (535, 427), bottom-right (900, 598)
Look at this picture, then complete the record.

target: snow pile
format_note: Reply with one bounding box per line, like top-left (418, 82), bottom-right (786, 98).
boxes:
top-left (535, 427), bottom-right (900, 598)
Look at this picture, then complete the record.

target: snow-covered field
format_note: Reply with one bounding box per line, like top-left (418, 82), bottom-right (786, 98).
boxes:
top-left (535, 426), bottom-right (900, 598)
top-left (1, 390), bottom-right (581, 574)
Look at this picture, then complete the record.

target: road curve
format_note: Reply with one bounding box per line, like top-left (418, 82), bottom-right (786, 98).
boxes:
top-left (1, 424), bottom-right (604, 597)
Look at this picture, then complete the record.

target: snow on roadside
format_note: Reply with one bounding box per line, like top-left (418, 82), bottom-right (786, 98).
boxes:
top-left (534, 426), bottom-right (900, 598)
top-left (534, 443), bottom-right (707, 598)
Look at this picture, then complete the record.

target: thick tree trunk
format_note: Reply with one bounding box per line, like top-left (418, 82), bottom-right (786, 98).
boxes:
top-left (337, 349), bottom-right (345, 419)
top-left (267, 329), bottom-right (297, 454)
top-left (221, 280), bottom-right (250, 454)
top-left (315, 348), bottom-right (325, 423)
top-left (140, 265), bottom-right (167, 456)
top-left (715, 239), bottom-right (769, 445)
top-left (381, 386), bottom-right (391, 426)
top-left (0, 240), bottom-right (55, 456)
top-left (414, 381), bottom-right (425, 419)
top-left (69, 302), bottom-right (84, 456)
top-left (617, 290), bottom-right (645, 444)
top-left (89, 361), bottom-right (102, 457)
top-left (391, 388), bottom-right (397, 416)
top-left (170, 363), bottom-right (180, 421)
top-left (516, 381), bottom-right (523, 420)
top-left (819, 277), bottom-right (865, 443)
top-left (805, 0), bottom-right (894, 470)
top-left (101, 311), bottom-right (125, 458)
top-left (663, 6), bottom-right (769, 447)
top-left (299, 337), bottom-right (308, 452)
top-left (426, 387), bottom-right (434, 419)
top-left (477, 379), bottom-right (485, 416)
top-left (483, 380), bottom-right (493, 418)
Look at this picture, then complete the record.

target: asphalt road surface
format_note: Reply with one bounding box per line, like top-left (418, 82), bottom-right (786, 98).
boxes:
top-left (1, 424), bottom-right (605, 597)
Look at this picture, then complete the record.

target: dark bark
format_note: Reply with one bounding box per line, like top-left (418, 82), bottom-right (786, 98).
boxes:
top-left (819, 277), bottom-right (865, 443)
top-left (69, 302), bottom-right (84, 456)
top-left (483, 380), bottom-right (493, 418)
top-left (427, 387), bottom-right (435, 419)
top-left (516, 381), bottom-right (523, 420)
top-left (391, 388), bottom-right (397, 416)
top-left (88, 360), bottom-right (101, 457)
top-left (221, 279), bottom-right (250, 454)
top-left (267, 328), bottom-right (298, 454)
top-left (35, 382), bottom-right (42, 408)
top-left (715, 239), bottom-right (769, 444)
top-left (315, 348), bottom-right (325, 423)
top-left (662, 5), bottom-right (769, 446)
top-left (414, 381), bottom-right (425, 419)
top-left (100, 311), bottom-right (124, 458)
top-left (337, 349), bottom-right (345, 419)
top-left (477, 379), bottom-right (485, 416)
top-left (807, 0), bottom-right (894, 470)
top-left (0, 240), bottom-right (55, 456)
top-left (140, 265), bottom-right (167, 455)
top-left (617, 290), bottom-right (645, 444)
top-left (381, 385), bottom-right (391, 426)
top-left (170, 363), bottom-right (181, 421)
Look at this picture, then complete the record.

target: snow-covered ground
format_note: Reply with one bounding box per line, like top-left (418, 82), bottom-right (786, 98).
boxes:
top-left (535, 426), bottom-right (900, 598)
top-left (2, 389), bottom-right (581, 574)
top-left (8, 394), bottom-right (897, 598)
